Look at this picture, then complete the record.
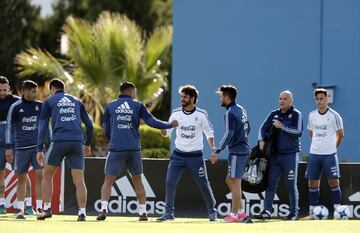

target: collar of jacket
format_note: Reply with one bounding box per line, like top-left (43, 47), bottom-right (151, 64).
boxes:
top-left (226, 101), bottom-right (236, 110)
top-left (279, 105), bottom-right (294, 115)
top-left (55, 90), bottom-right (65, 95)
top-left (118, 94), bottom-right (132, 99)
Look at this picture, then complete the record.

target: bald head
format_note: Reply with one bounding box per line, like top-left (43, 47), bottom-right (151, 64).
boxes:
top-left (280, 90), bottom-right (293, 100)
top-left (279, 90), bottom-right (293, 112)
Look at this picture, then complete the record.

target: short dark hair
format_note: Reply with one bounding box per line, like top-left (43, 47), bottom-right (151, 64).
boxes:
top-left (120, 81), bottom-right (136, 93)
top-left (0, 76), bottom-right (9, 85)
top-left (178, 84), bottom-right (199, 104)
top-left (218, 85), bottom-right (237, 101)
top-left (49, 78), bottom-right (65, 90)
top-left (314, 88), bottom-right (327, 97)
top-left (21, 80), bottom-right (38, 90)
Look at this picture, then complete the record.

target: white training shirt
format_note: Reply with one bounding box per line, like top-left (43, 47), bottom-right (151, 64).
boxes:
top-left (307, 108), bottom-right (344, 155)
top-left (164, 107), bottom-right (214, 152)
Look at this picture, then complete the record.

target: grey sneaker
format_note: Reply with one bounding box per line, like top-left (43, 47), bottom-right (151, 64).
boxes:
top-left (209, 211), bottom-right (218, 221)
top-left (157, 213), bottom-right (175, 221)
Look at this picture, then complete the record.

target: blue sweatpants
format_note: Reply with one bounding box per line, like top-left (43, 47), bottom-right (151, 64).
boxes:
top-left (164, 151), bottom-right (216, 215)
top-left (264, 152), bottom-right (299, 215)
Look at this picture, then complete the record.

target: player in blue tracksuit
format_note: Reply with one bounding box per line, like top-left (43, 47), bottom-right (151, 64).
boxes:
top-left (0, 76), bottom-right (19, 214)
top-left (37, 78), bottom-right (94, 221)
top-left (5, 80), bottom-right (46, 219)
top-left (0, 76), bottom-right (35, 215)
top-left (255, 90), bottom-right (303, 221)
top-left (96, 82), bottom-right (178, 221)
top-left (212, 85), bottom-right (251, 222)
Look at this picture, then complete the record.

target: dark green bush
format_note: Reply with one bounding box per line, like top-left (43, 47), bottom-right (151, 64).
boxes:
top-left (142, 148), bottom-right (170, 158)
top-left (139, 124), bottom-right (170, 150)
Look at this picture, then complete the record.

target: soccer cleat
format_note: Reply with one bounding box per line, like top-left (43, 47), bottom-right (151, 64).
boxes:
top-left (0, 205), bottom-right (6, 214)
top-left (139, 213), bottom-right (148, 221)
top-left (37, 208), bottom-right (52, 220)
top-left (24, 206), bottom-right (35, 215)
top-left (283, 213), bottom-right (299, 221)
top-left (238, 213), bottom-right (247, 221)
top-left (209, 211), bottom-right (218, 221)
top-left (223, 215), bottom-right (239, 222)
top-left (77, 214), bottom-right (86, 221)
top-left (157, 213), bottom-right (175, 221)
top-left (96, 210), bottom-right (107, 221)
top-left (253, 210), bottom-right (271, 220)
top-left (15, 213), bottom-right (26, 220)
top-left (36, 209), bottom-right (44, 215)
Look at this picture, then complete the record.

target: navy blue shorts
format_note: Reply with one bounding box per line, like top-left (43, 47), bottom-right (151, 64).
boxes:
top-left (0, 147), bottom-right (15, 170)
top-left (45, 141), bottom-right (84, 169)
top-left (306, 153), bottom-right (340, 180)
top-left (227, 153), bottom-right (250, 179)
top-left (104, 151), bottom-right (143, 176)
top-left (15, 147), bottom-right (43, 174)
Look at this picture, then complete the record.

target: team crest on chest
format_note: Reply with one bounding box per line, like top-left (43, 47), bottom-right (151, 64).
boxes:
top-left (35, 105), bottom-right (39, 111)
top-left (288, 114), bottom-right (292, 118)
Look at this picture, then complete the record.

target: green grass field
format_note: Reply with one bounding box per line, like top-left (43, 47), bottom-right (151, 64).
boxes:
top-left (1, 214), bottom-right (360, 233)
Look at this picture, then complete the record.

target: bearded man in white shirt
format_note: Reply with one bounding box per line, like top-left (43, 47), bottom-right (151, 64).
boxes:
top-left (157, 84), bottom-right (217, 221)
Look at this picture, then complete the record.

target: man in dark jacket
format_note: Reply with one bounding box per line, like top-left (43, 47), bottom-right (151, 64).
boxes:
top-left (96, 82), bottom-right (178, 221)
top-left (37, 78), bottom-right (94, 221)
top-left (255, 90), bottom-right (303, 221)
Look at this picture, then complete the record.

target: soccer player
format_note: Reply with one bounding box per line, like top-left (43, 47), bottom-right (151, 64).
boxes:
top-left (255, 90), bottom-right (303, 220)
top-left (96, 82), bottom-right (178, 221)
top-left (211, 85), bottom-right (251, 222)
top-left (5, 80), bottom-right (45, 219)
top-left (157, 85), bottom-right (217, 222)
top-left (304, 88), bottom-right (344, 219)
top-left (0, 76), bottom-right (34, 215)
top-left (36, 78), bottom-right (94, 221)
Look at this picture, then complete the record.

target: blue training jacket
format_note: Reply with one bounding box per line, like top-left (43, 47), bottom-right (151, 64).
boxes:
top-left (258, 105), bottom-right (303, 154)
top-left (38, 90), bottom-right (94, 151)
top-left (103, 95), bottom-right (173, 151)
top-left (216, 101), bottom-right (251, 155)
top-left (0, 95), bottom-right (20, 147)
top-left (6, 98), bottom-right (50, 149)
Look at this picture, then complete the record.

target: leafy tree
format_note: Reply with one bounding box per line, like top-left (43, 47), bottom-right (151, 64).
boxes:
top-left (37, 0), bottom-right (173, 119)
top-left (16, 12), bottom-right (172, 124)
top-left (39, 0), bottom-right (172, 54)
top-left (0, 0), bottom-right (41, 87)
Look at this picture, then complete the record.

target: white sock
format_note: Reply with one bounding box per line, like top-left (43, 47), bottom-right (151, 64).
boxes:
top-left (0, 198), bottom-right (4, 206)
top-left (334, 204), bottom-right (340, 210)
top-left (230, 212), bottom-right (238, 218)
top-left (78, 208), bottom-right (86, 216)
top-left (18, 201), bottom-right (25, 213)
top-left (25, 197), bottom-right (32, 207)
top-left (36, 200), bottom-right (43, 210)
top-left (44, 202), bottom-right (51, 210)
top-left (139, 204), bottom-right (147, 215)
top-left (238, 209), bottom-right (245, 215)
top-left (101, 201), bottom-right (108, 212)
